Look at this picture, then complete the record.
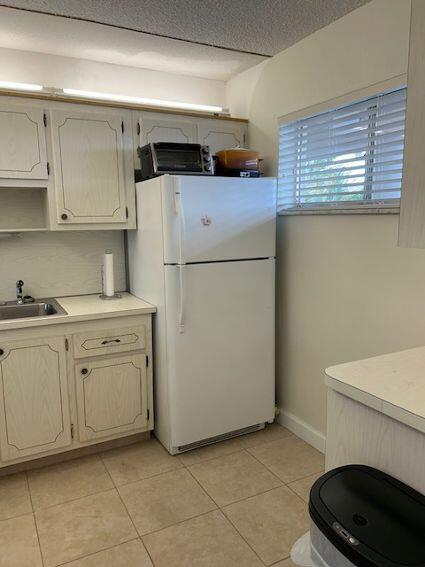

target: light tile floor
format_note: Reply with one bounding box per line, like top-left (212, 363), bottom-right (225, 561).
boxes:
top-left (0, 423), bottom-right (324, 566)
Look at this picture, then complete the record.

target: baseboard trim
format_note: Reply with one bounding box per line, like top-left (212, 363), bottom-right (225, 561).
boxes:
top-left (276, 409), bottom-right (326, 454)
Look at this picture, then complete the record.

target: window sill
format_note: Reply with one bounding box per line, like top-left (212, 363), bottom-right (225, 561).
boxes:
top-left (278, 207), bottom-right (400, 216)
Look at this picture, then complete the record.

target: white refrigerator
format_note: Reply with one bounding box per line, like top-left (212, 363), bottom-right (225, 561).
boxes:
top-left (128, 174), bottom-right (276, 454)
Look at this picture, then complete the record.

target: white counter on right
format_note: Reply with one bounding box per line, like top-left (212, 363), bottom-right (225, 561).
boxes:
top-left (325, 347), bottom-right (425, 495)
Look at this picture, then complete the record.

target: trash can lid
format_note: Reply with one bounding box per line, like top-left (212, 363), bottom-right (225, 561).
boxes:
top-left (309, 465), bottom-right (425, 567)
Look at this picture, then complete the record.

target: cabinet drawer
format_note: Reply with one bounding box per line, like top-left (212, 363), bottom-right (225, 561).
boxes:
top-left (72, 326), bottom-right (146, 358)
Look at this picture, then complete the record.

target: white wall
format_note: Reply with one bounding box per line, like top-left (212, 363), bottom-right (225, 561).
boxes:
top-left (0, 47), bottom-right (226, 108)
top-left (227, 0), bottom-right (414, 440)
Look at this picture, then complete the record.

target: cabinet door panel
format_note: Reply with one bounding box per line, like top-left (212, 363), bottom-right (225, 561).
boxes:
top-left (140, 114), bottom-right (197, 145)
top-left (75, 354), bottom-right (148, 442)
top-left (0, 104), bottom-right (48, 180)
top-left (0, 337), bottom-right (71, 462)
top-left (51, 110), bottom-right (127, 224)
top-left (197, 120), bottom-right (247, 155)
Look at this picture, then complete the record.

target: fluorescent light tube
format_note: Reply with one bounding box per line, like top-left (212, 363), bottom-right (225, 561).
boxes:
top-left (0, 81), bottom-right (43, 92)
top-left (62, 88), bottom-right (223, 113)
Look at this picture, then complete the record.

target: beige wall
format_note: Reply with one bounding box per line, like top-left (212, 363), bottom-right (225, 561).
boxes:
top-left (0, 231), bottom-right (125, 301)
top-left (0, 47), bottom-right (225, 108)
top-left (227, 0), bottom-right (414, 438)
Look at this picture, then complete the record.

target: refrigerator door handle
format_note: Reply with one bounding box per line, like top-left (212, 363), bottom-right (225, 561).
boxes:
top-left (178, 264), bottom-right (185, 333)
top-left (174, 189), bottom-right (186, 265)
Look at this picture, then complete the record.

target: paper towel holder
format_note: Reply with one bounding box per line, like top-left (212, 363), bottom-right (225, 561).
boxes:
top-left (99, 292), bottom-right (122, 300)
top-left (100, 254), bottom-right (122, 299)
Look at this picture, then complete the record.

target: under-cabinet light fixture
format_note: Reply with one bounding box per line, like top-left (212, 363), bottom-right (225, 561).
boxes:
top-left (62, 88), bottom-right (224, 113)
top-left (0, 80), bottom-right (43, 92)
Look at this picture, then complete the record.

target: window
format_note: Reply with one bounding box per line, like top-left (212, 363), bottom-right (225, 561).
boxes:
top-left (278, 88), bottom-right (407, 213)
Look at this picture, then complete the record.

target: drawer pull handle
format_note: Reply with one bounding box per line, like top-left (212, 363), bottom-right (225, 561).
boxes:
top-left (101, 339), bottom-right (121, 345)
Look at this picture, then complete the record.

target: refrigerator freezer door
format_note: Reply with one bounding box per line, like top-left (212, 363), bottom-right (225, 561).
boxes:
top-left (164, 259), bottom-right (275, 450)
top-left (162, 176), bottom-right (276, 264)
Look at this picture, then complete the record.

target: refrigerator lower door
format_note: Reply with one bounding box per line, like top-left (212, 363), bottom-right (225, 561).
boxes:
top-left (164, 258), bottom-right (275, 451)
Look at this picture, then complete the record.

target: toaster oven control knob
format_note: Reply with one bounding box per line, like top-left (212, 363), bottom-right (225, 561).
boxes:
top-left (203, 155), bottom-right (211, 162)
top-left (205, 164), bottom-right (212, 172)
top-left (202, 146), bottom-right (209, 154)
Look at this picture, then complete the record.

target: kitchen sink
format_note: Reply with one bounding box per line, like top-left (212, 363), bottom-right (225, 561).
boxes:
top-left (0, 300), bottom-right (67, 321)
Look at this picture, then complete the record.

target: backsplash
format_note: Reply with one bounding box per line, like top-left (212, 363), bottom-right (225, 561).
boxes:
top-left (0, 231), bottom-right (126, 301)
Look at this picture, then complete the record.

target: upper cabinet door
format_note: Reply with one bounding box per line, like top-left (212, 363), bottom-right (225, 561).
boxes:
top-left (399, 0), bottom-right (425, 247)
top-left (139, 113), bottom-right (197, 146)
top-left (0, 104), bottom-right (48, 180)
top-left (51, 110), bottom-right (127, 224)
top-left (197, 119), bottom-right (248, 155)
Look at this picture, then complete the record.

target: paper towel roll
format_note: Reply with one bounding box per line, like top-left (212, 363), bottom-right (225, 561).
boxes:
top-left (103, 250), bottom-right (115, 297)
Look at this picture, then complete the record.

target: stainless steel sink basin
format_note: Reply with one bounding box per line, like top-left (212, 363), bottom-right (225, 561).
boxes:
top-left (0, 300), bottom-right (67, 321)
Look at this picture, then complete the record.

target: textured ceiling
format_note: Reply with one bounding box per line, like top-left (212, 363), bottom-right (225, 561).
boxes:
top-left (0, 7), bottom-right (265, 80)
top-left (1, 0), bottom-right (371, 57)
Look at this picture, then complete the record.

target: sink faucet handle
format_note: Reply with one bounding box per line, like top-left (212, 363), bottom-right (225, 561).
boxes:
top-left (16, 280), bottom-right (24, 304)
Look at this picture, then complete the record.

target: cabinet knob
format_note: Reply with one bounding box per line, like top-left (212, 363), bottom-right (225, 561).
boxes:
top-left (0, 349), bottom-right (3, 356)
top-left (61, 213), bottom-right (68, 220)
top-left (81, 368), bottom-right (88, 375)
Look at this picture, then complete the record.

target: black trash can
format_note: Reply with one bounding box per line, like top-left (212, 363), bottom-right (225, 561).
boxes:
top-left (308, 465), bottom-right (425, 567)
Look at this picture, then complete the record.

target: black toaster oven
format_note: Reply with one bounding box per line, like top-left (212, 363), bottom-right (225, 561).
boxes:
top-left (137, 142), bottom-right (214, 181)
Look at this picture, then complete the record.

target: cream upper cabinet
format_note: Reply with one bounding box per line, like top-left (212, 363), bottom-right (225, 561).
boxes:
top-left (399, 0), bottom-right (425, 247)
top-left (50, 109), bottom-right (128, 224)
top-left (74, 353), bottom-right (148, 442)
top-left (0, 104), bottom-right (48, 180)
top-left (0, 336), bottom-right (71, 462)
top-left (197, 119), bottom-right (248, 155)
top-left (139, 113), bottom-right (198, 146)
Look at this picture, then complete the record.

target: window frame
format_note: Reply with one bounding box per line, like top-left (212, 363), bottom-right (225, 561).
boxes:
top-left (277, 77), bottom-right (407, 216)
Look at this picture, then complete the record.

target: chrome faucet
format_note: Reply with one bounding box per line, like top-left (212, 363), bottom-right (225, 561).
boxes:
top-left (16, 280), bottom-right (24, 304)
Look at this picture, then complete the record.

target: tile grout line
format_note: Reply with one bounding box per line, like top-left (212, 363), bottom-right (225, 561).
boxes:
top-left (105, 462), bottom-right (185, 490)
top-left (269, 555), bottom-right (292, 565)
top-left (185, 466), bottom-right (267, 566)
top-left (141, 508), bottom-right (221, 539)
top-left (27, 484), bottom-right (117, 513)
top-left (245, 447), bottom-right (290, 486)
top-left (54, 538), bottom-right (141, 567)
top-left (246, 443), bottom-right (324, 487)
top-left (25, 470), bottom-right (46, 567)
top-left (218, 481), bottom-right (288, 509)
top-left (98, 453), bottom-right (157, 567)
top-left (177, 446), bottom-right (247, 467)
top-left (216, 508), bottom-right (268, 566)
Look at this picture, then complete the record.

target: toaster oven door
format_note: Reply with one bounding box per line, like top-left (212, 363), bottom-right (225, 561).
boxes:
top-left (154, 143), bottom-right (203, 173)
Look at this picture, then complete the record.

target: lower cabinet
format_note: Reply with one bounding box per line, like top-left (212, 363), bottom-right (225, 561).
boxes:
top-left (0, 314), bottom-right (153, 467)
top-left (0, 337), bottom-right (71, 462)
top-left (75, 353), bottom-right (148, 442)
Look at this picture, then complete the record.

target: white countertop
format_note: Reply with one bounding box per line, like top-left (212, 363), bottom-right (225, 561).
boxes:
top-left (326, 346), bottom-right (425, 434)
top-left (0, 293), bottom-right (156, 331)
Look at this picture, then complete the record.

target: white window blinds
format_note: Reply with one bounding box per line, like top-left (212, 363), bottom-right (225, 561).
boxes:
top-left (278, 87), bottom-right (407, 212)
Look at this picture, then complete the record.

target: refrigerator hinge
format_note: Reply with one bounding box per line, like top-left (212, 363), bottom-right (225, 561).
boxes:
top-left (43, 113), bottom-right (47, 127)
top-left (65, 338), bottom-right (69, 351)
